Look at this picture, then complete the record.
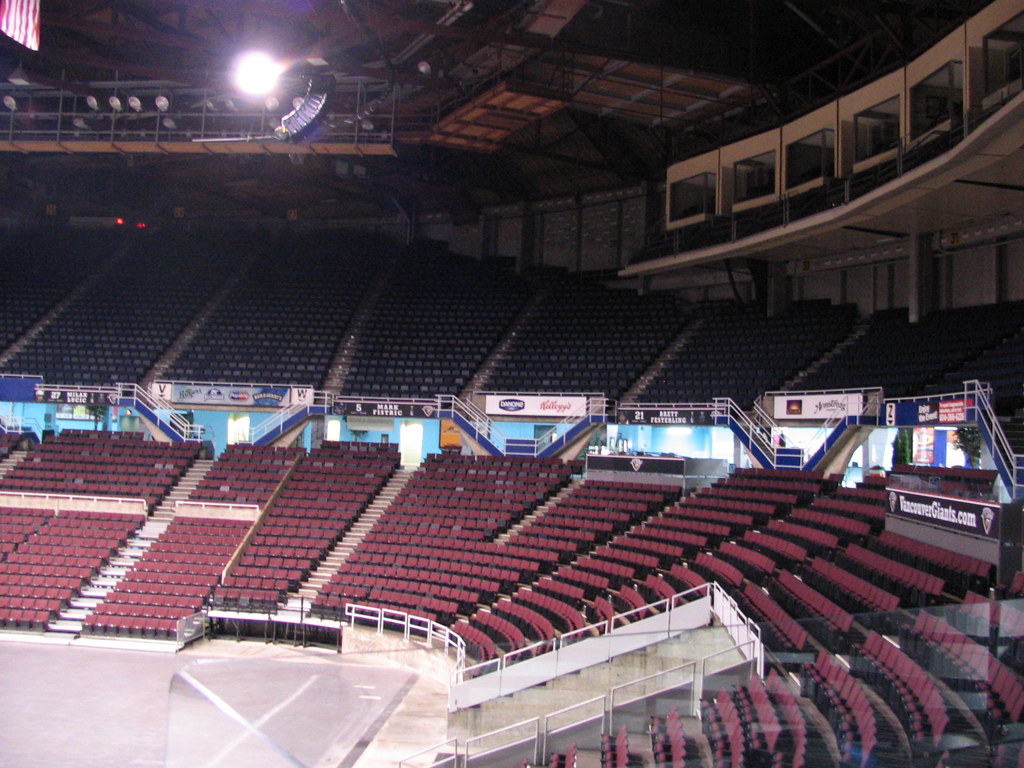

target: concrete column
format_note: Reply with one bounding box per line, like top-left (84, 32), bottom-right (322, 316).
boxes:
top-left (907, 231), bottom-right (936, 322)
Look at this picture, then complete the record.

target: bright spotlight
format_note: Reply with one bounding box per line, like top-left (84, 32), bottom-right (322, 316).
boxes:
top-left (154, 95), bottom-right (170, 112)
top-left (234, 51), bottom-right (283, 95)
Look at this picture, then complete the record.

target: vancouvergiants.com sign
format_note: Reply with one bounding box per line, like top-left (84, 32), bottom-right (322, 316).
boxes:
top-left (887, 487), bottom-right (999, 540)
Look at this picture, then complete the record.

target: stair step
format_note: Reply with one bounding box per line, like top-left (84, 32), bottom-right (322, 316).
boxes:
top-left (47, 619), bottom-right (83, 634)
top-left (59, 608), bottom-right (88, 620)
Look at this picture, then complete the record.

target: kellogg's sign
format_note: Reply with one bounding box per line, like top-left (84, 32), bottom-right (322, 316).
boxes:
top-left (484, 394), bottom-right (589, 418)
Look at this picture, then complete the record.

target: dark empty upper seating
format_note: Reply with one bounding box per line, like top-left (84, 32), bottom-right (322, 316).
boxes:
top-left (800, 301), bottom-right (1024, 397)
top-left (165, 235), bottom-right (383, 387)
top-left (1, 233), bottom-right (236, 385)
top-left (340, 247), bottom-right (532, 398)
top-left (641, 300), bottom-right (856, 408)
top-left (486, 278), bottom-right (685, 399)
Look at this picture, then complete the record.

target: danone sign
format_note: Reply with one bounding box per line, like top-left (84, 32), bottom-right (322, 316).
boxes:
top-left (484, 394), bottom-right (588, 418)
top-left (887, 487), bottom-right (1000, 540)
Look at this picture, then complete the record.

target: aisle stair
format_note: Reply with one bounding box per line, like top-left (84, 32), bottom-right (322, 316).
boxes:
top-left (288, 467), bottom-right (415, 610)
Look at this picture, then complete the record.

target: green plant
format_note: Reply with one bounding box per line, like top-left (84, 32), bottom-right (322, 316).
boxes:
top-left (891, 428), bottom-right (913, 466)
top-left (84, 404), bottom-right (107, 430)
top-left (954, 425), bottom-right (982, 468)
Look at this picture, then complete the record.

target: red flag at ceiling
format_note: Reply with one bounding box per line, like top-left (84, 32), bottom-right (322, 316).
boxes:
top-left (0, 0), bottom-right (40, 51)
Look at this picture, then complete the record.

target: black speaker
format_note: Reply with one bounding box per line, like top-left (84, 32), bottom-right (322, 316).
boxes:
top-left (275, 74), bottom-right (335, 141)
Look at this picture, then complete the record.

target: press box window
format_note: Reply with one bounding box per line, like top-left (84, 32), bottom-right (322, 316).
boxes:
top-left (734, 151), bottom-right (776, 203)
top-left (983, 10), bottom-right (1024, 97)
top-left (910, 61), bottom-right (963, 139)
top-left (854, 96), bottom-right (900, 162)
top-left (669, 172), bottom-right (716, 221)
top-left (786, 129), bottom-right (835, 188)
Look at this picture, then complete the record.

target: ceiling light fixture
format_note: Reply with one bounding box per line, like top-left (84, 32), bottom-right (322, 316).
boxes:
top-left (127, 95), bottom-right (143, 112)
top-left (72, 117), bottom-right (88, 129)
top-left (109, 95), bottom-right (123, 112)
top-left (86, 95), bottom-right (99, 111)
top-left (234, 51), bottom-right (284, 95)
top-left (154, 95), bottom-right (170, 112)
top-left (3, 95), bottom-right (16, 111)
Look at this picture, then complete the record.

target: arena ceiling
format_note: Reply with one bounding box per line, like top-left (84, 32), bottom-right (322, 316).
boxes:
top-left (0, 0), bottom-right (996, 227)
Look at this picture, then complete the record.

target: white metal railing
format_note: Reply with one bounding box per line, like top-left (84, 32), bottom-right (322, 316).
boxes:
top-left (452, 582), bottom-right (762, 710)
top-left (715, 397), bottom-right (776, 464)
top-left (344, 603), bottom-right (466, 672)
top-left (966, 380), bottom-right (1020, 498)
top-left (418, 393), bottom-right (611, 457)
top-left (243, 390), bottom-right (332, 444)
top-left (440, 394), bottom-right (505, 452)
top-left (0, 409), bottom-right (41, 437)
top-left (710, 582), bottom-right (764, 678)
top-left (118, 383), bottom-right (203, 441)
top-left (405, 624), bottom-right (756, 767)
top-left (534, 395), bottom-right (608, 454)
top-left (692, 639), bottom-right (760, 717)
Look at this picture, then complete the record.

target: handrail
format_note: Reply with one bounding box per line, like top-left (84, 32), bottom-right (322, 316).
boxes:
top-left (715, 397), bottom-right (775, 464)
top-left (457, 582), bottom-right (740, 683)
top-left (439, 393), bottom-right (506, 453)
top-left (0, 409), bottom-right (41, 437)
top-left (966, 379), bottom-right (1020, 498)
top-left (535, 395), bottom-right (608, 453)
top-left (344, 602), bottom-right (466, 673)
top-left (243, 390), bottom-right (332, 444)
top-left (117, 382), bottom-right (202, 441)
top-left (405, 627), bottom-right (755, 766)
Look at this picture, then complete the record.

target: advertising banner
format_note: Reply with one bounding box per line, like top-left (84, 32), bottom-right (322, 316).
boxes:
top-left (885, 397), bottom-right (975, 427)
top-left (773, 392), bottom-right (863, 420)
top-left (617, 406), bottom-right (716, 426)
top-left (485, 394), bottom-right (588, 418)
top-left (886, 487), bottom-right (1000, 540)
top-left (333, 400), bottom-right (438, 418)
top-left (160, 383), bottom-right (291, 408)
top-left (34, 386), bottom-right (118, 406)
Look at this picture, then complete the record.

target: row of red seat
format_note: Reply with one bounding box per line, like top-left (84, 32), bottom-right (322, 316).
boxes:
top-left (788, 506), bottom-right (871, 542)
top-left (739, 582), bottom-right (808, 651)
top-left (765, 518), bottom-right (839, 557)
top-left (839, 543), bottom-right (944, 605)
top-left (854, 631), bottom-right (949, 746)
top-left (802, 651), bottom-right (879, 768)
top-left (805, 556), bottom-right (900, 614)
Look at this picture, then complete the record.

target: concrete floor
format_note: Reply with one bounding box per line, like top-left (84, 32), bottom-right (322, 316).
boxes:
top-left (0, 634), bottom-right (449, 768)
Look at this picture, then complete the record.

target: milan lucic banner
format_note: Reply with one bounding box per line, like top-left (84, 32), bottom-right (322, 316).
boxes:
top-left (34, 387), bottom-right (118, 406)
top-left (773, 392), bottom-right (863, 420)
top-left (886, 487), bottom-right (1001, 540)
top-left (0, 0), bottom-right (39, 50)
top-left (484, 394), bottom-right (588, 418)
